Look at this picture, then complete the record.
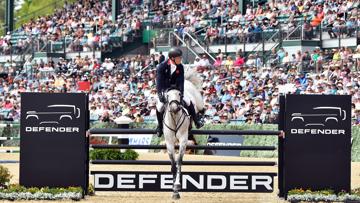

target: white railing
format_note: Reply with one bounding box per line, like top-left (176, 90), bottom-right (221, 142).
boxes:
top-left (170, 31), bottom-right (200, 59)
top-left (183, 31), bottom-right (216, 62)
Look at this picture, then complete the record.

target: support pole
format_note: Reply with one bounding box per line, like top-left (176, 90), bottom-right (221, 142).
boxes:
top-left (112, 0), bottom-right (119, 23)
top-left (5, 0), bottom-right (14, 33)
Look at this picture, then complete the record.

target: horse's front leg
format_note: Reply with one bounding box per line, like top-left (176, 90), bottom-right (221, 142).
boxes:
top-left (165, 135), bottom-right (179, 199)
top-left (174, 135), bottom-right (188, 193)
top-left (169, 147), bottom-right (180, 200)
top-left (166, 142), bottom-right (176, 183)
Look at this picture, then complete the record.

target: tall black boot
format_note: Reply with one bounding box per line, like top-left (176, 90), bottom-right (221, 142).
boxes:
top-left (187, 102), bottom-right (204, 129)
top-left (156, 110), bottom-right (164, 137)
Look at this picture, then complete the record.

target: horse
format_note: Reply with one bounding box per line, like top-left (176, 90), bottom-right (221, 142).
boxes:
top-left (162, 68), bottom-right (204, 200)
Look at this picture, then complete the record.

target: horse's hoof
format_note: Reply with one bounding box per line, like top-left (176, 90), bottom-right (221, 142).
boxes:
top-left (172, 192), bottom-right (180, 200)
top-left (174, 183), bottom-right (181, 191)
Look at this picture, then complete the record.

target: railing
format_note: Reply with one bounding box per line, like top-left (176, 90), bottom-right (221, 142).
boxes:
top-left (152, 20), bottom-right (359, 51)
top-left (282, 25), bottom-right (302, 40)
top-left (145, 8), bottom-right (359, 43)
top-left (194, 25), bottom-right (211, 36)
top-left (0, 35), bottom-right (45, 76)
top-left (244, 30), bottom-right (282, 59)
top-left (170, 32), bottom-right (200, 63)
top-left (152, 29), bottom-right (201, 62)
top-left (0, 28), bottom-right (130, 57)
top-left (321, 25), bottom-right (356, 39)
top-left (154, 29), bottom-right (172, 47)
top-left (209, 53), bottom-right (359, 75)
top-left (192, 26), bottom-right (212, 48)
top-left (264, 56), bottom-right (359, 73)
top-left (137, 64), bottom-right (154, 76)
top-left (152, 29), bottom-right (213, 60)
top-left (43, 33), bottom-right (126, 54)
top-left (144, 12), bottom-right (310, 30)
top-left (183, 32), bottom-right (216, 62)
top-left (288, 21), bottom-right (358, 42)
top-left (12, 42), bottom-right (33, 67)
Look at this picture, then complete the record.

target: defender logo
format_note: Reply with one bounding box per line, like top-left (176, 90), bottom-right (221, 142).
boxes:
top-left (91, 171), bottom-right (275, 192)
top-left (290, 106), bottom-right (347, 135)
top-left (291, 106), bottom-right (346, 127)
top-left (25, 104), bottom-right (80, 133)
top-left (26, 104), bottom-right (80, 125)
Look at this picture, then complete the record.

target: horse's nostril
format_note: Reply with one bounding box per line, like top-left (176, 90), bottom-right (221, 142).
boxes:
top-left (170, 103), bottom-right (178, 110)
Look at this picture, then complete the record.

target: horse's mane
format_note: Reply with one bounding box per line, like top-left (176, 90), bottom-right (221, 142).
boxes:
top-left (184, 67), bottom-right (202, 90)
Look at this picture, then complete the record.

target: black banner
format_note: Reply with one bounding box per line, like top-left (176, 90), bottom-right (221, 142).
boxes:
top-left (283, 95), bottom-right (351, 195)
top-left (20, 93), bottom-right (89, 193)
top-left (91, 171), bottom-right (276, 192)
top-left (204, 135), bottom-right (244, 156)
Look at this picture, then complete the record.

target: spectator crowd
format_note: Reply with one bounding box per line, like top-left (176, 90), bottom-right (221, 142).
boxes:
top-left (0, 0), bottom-right (358, 126)
top-left (0, 44), bottom-right (358, 125)
top-left (1, 0), bottom-right (358, 55)
top-left (150, 0), bottom-right (359, 45)
top-left (1, 0), bottom-right (145, 55)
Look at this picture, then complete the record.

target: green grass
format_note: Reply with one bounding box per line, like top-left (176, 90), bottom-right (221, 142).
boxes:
top-left (15, 0), bottom-right (77, 29)
top-left (352, 127), bottom-right (360, 162)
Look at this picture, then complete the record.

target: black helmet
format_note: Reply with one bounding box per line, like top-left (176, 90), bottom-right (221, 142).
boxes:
top-left (168, 48), bottom-right (182, 58)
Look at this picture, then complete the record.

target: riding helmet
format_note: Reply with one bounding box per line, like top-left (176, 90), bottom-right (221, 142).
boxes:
top-left (168, 48), bottom-right (182, 58)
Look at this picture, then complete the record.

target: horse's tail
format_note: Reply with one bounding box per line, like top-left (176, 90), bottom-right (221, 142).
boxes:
top-left (184, 67), bottom-right (202, 89)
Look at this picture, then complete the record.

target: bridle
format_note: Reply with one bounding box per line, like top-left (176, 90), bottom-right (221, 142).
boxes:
top-left (163, 90), bottom-right (189, 134)
top-left (168, 100), bottom-right (181, 112)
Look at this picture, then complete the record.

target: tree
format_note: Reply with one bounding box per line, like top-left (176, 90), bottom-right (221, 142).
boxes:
top-left (0, 1), bottom-right (5, 24)
top-left (23, 0), bottom-right (33, 16)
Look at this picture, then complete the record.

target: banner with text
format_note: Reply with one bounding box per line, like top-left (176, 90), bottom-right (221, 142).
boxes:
top-left (91, 171), bottom-right (276, 192)
top-left (283, 94), bottom-right (351, 195)
top-left (20, 93), bottom-right (89, 193)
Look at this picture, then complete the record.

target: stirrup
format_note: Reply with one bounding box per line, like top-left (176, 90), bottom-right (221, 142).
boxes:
top-left (194, 119), bottom-right (204, 129)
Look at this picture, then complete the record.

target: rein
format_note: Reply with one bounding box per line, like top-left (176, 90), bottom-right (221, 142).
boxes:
top-left (163, 100), bottom-right (189, 134)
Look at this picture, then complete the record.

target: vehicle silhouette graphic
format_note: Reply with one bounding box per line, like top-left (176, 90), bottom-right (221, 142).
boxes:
top-left (291, 107), bottom-right (346, 127)
top-left (25, 105), bottom-right (80, 125)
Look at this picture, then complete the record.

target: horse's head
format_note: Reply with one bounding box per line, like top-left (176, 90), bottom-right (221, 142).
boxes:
top-left (165, 88), bottom-right (182, 113)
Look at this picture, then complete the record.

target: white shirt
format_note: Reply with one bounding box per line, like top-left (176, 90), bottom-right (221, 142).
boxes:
top-left (102, 62), bottom-right (115, 71)
top-left (170, 63), bottom-right (176, 74)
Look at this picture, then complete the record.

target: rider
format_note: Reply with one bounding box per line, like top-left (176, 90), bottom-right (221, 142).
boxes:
top-left (156, 48), bottom-right (204, 137)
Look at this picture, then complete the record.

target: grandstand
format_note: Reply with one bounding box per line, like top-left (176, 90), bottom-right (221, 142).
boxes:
top-left (0, 0), bottom-right (358, 125)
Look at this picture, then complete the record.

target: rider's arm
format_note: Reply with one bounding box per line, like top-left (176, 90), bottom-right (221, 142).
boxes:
top-left (156, 63), bottom-right (165, 96)
top-left (179, 65), bottom-right (185, 96)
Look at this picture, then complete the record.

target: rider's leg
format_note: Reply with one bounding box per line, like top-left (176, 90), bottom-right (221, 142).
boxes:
top-left (183, 97), bottom-right (204, 129)
top-left (156, 98), bottom-right (164, 137)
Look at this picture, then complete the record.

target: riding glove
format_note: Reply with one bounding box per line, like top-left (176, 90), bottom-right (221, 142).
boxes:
top-left (158, 93), bottom-right (166, 103)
